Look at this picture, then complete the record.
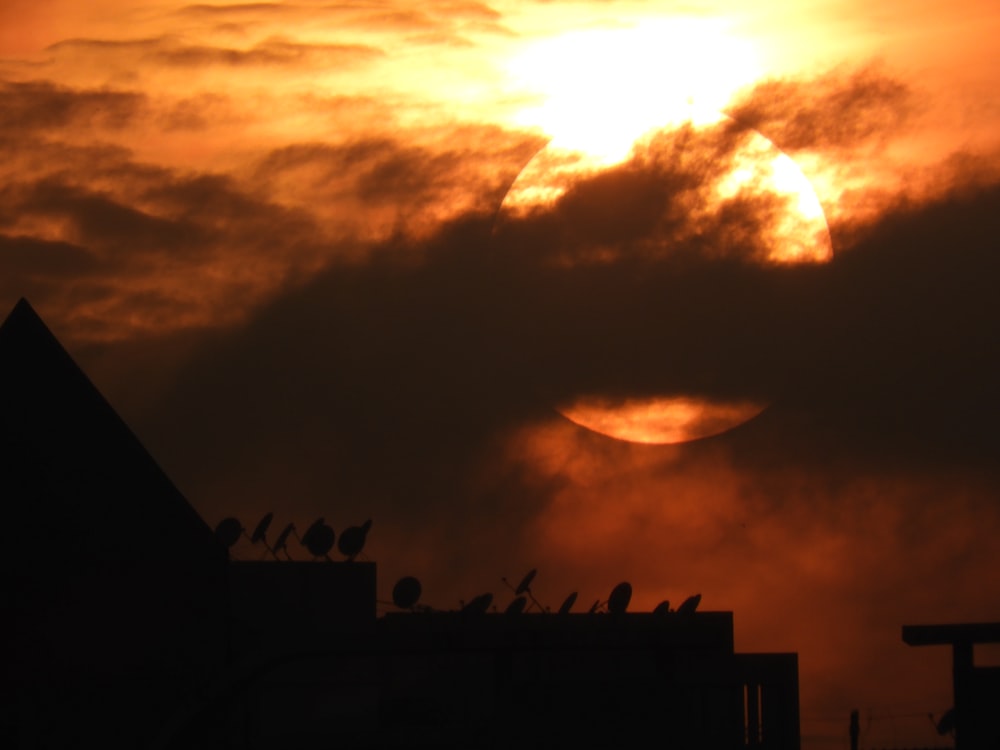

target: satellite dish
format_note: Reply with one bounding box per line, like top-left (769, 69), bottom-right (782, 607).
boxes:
top-left (936, 707), bottom-right (956, 736)
top-left (607, 582), bottom-right (632, 615)
top-left (250, 512), bottom-right (273, 545)
top-left (338, 519), bottom-right (372, 561)
top-left (514, 568), bottom-right (537, 595)
top-left (392, 576), bottom-right (422, 610)
top-left (505, 596), bottom-right (528, 615)
top-left (214, 517), bottom-right (243, 549)
top-left (588, 599), bottom-right (601, 614)
top-left (301, 518), bottom-right (335, 559)
top-left (653, 600), bottom-right (672, 616)
top-left (557, 591), bottom-right (578, 615)
top-left (461, 592), bottom-right (493, 615)
top-left (676, 593), bottom-right (702, 614)
top-left (272, 522), bottom-right (296, 559)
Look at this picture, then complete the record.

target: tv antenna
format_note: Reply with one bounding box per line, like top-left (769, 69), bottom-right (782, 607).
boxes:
top-left (391, 576), bottom-right (422, 611)
top-left (557, 591), bottom-right (578, 615)
top-left (653, 600), bottom-right (672, 617)
top-left (501, 568), bottom-right (544, 612)
top-left (300, 517), bottom-right (335, 560)
top-left (676, 593), bottom-right (701, 614)
top-left (505, 596), bottom-right (528, 615)
top-left (460, 592), bottom-right (493, 616)
top-left (272, 522), bottom-right (297, 560)
top-left (338, 519), bottom-right (372, 561)
top-left (214, 517), bottom-right (244, 553)
top-left (607, 581), bottom-right (632, 615)
top-left (249, 512), bottom-right (274, 558)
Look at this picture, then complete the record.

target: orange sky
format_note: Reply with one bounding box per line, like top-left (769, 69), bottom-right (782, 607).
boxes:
top-left (3, 2), bottom-right (1000, 748)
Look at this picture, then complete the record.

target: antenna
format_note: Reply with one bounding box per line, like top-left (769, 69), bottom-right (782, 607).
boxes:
top-left (676, 593), bottom-right (701, 614)
top-left (515, 568), bottom-right (536, 595)
top-left (337, 519), bottom-right (372, 561)
top-left (505, 596), bottom-right (527, 615)
top-left (301, 518), bottom-right (335, 560)
top-left (214, 517), bottom-right (243, 551)
top-left (935, 707), bottom-right (956, 736)
top-left (250, 512), bottom-right (274, 556)
top-left (461, 592), bottom-right (493, 615)
top-left (392, 576), bottom-right (422, 610)
top-left (607, 582), bottom-right (632, 615)
top-left (503, 568), bottom-right (545, 612)
top-left (557, 591), bottom-right (578, 615)
top-left (272, 522), bottom-right (296, 560)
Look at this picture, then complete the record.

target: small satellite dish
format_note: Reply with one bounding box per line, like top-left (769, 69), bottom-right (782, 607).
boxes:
top-left (936, 707), bottom-right (956, 736)
top-left (588, 599), bottom-right (601, 614)
top-left (653, 600), bottom-right (672, 616)
top-left (214, 517), bottom-right (243, 549)
top-left (250, 512), bottom-right (273, 545)
top-left (607, 582), bottom-right (632, 615)
top-left (272, 522), bottom-right (296, 559)
top-left (514, 568), bottom-right (537, 595)
top-left (676, 593), bottom-right (702, 614)
top-left (557, 591), bottom-right (578, 615)
top-left (461, 592), bottom-right (493, 615)
top-left (505, 596), bottom-right (528, 615)
top-left (392, 576), bottom-right (422, 610)
top-left (301, 518), bottom-right (335, 559)
top-left (338, 519), bottom-right (372, 561)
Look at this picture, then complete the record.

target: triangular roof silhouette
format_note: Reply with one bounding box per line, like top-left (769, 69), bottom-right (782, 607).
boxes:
top-left (0, 298), bottom-right (224, 564)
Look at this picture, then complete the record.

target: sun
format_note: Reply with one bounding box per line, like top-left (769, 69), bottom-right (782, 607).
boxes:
top-left (499, 19), bottom-right (833, 445)
top-left (505, 18), bottom-right (762, 165)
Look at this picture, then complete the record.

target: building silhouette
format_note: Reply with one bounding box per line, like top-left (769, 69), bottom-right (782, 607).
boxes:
top-left (1, 299), bottom-right (801, 749)
top-left (903, 623), bottom-right (1000, 750)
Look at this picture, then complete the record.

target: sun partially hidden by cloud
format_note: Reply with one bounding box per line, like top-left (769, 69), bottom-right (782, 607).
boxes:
top-left (559, 394), bottom-right (767, 444)
top-left (504, 17), bottom-right (761, 164)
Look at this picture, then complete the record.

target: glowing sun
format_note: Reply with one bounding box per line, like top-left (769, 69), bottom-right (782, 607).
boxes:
top-left (505, 18), bottom-right (762, 164)
top-left (498, 20), bottom-right (832, 445)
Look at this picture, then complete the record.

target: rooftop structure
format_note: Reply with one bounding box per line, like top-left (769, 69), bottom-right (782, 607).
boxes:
top-left (2, 299), bottom-right (801, 750)
top-left (903, 622), bottom-right (1000, 750)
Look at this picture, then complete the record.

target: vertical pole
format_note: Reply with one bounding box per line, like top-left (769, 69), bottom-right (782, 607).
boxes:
top-left (849, 709), bottom-right (859, 750)
top-left (952, 640), bottom-right (973, 750)
top-left (746, 681), bottom-right (760, 746)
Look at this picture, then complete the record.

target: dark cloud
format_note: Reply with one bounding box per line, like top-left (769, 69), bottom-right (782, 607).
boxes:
top-left (177, 2), bottom-right (300, 18)
top-left (728, 65), bottom-right (914, 153)
top-left (130, 123), bottom-right (1000, 547)
top-left (175, 0), bottom-right (509, 39)
top-left (0, 80), bottom-right (146, 133)
top-left (46, 35), bottom-right (382, 68)
top-left (155, 38), bottom-right (383, 67)
top-left (0, 146), bottom-right (331, 339)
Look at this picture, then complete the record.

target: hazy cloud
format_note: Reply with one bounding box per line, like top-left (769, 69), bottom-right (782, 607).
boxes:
top-left (729, 65), bottom-right (914, 153)
top-left (0, 80), bottom-right (146, 133)
top-left (46, 35), bottom-right (383, 69)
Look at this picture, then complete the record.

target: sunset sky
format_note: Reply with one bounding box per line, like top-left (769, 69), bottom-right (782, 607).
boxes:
top-left (3, 1), bottom-right (1000, 747)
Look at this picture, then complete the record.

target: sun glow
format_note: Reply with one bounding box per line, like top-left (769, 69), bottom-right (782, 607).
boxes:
top-left (498, 19), bottom-right (834, 446)
top-left (506, 18), bottom-right (762, 165)
top-left (561, 396), bottom-right (768, 445)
